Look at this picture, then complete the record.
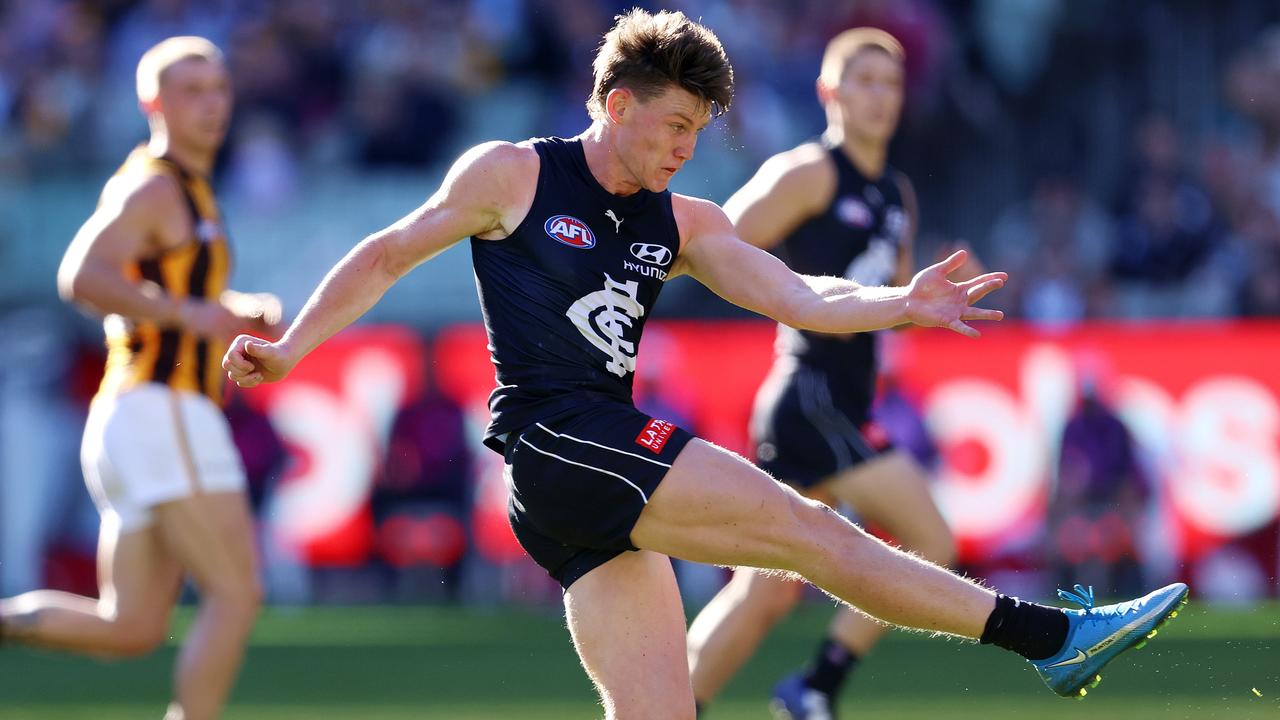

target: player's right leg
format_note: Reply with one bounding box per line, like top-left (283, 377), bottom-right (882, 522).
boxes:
top-left (153, 490), bottom-right (261, 720)
top-left (566, 549), bottom-right (695, 719)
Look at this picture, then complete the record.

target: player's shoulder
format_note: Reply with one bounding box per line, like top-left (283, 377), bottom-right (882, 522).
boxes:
top-left (671, 193), bottom-right (733, 243)
top-left (100, 164), bottom-right (186, 218)
top-left (457, 140), bottom-right (538, 172)
top-left (672, 192), bottom-right (725, 218)
top-left (747, 142), bottom-right (837, 204)
top-left (765, 142), bottom-right (835, 181)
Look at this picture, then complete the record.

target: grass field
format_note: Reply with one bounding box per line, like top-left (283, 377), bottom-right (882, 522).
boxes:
top-left (1, 601), bottom-right (1276, 719)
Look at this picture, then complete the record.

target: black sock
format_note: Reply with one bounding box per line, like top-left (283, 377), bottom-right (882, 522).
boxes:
top-left (979, 594), bottom-right (1069, 660)
top-left (802, 637), bottom-right (859, 697)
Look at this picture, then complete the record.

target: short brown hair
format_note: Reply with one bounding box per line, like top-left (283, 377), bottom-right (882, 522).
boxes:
top-left (820, 28), bottom-right (904, 85)
top-left (136, 36), bottom-right (224, 102)
top-left (588, 9), bottom-right (734, 119)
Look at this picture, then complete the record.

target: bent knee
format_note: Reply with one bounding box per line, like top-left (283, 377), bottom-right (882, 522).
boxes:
top-left (738, 572), bottom-right (803, 621)
top-left (109, 616), bottom-right (171, 657)
top-left (204, 576), bottom-right (263, 621)
top-left (782, 494), bottom-right (850, 556)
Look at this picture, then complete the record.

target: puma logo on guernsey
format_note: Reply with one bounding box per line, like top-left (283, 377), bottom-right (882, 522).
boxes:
top-left (605, 209), bottom-right (623, 233)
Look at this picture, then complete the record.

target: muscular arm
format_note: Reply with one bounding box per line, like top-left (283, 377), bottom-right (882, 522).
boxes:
top-left (227, 141), bottom-right (536, 382)
top-left (671, 195), bottom-right (1005, 337)
top-left (723, 145), bottom-right (833, 250)
top-left (58, 174), bottom-right (188, 324)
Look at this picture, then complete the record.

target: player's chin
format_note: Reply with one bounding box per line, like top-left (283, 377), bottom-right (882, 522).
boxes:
top-left (649, 175), bottom-right (673, 192)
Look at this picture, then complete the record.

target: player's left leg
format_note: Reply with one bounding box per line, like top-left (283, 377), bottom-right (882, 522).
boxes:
top-left (634, 439), bottom-right (1187, 698)
top-left (565, 549), bottom-right (695, 720)
top-left (774, 451), bottom-right (957, 716)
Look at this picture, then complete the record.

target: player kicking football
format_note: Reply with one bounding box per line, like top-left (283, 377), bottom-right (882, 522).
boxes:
top-left (223, 10), bottom-right (1186, 719)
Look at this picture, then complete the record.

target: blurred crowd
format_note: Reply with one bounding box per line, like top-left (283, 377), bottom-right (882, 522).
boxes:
top-left (2, 0), bottom-right (1280, 323)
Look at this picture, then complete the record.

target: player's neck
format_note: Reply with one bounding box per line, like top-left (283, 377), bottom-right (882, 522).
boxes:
top-left (578, 123), bottom-right (643, 197)
top-left (147, 134), bottom-right (214, 177)
top-left (826, 128), bottom-right (886, 180)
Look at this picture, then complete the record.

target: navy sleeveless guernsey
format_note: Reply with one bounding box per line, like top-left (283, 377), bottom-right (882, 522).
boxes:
top-left (771, 137), bottom-right (907, 409)
top-left (470, 137), bottom-right (680, 454)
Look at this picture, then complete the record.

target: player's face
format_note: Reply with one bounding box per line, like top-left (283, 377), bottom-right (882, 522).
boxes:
top-left (617, 85), bottom-right (711, 192)
top-left (155, 58), bottom-right (232, 152)
top-left (831, 49), bottom-right (904, 145)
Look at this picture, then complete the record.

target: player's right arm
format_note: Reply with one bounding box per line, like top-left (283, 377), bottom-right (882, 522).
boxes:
top-left (222, 141), bottom-right (536, 387)
top-left (722, 144), bottom-right (832, 249)
top-left (58, 173), bottom-right (240, 338)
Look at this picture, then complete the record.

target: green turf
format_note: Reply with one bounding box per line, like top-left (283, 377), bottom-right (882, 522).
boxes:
top-left (1, 602), bottom-right (1276, 719)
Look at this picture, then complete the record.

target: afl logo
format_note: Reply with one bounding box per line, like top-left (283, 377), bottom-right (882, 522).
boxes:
top-left (545, 215), bottom-right (596, 249)
top-left (836, 197), bottom-right (873, 229)
top-left (630, 243), bottom-right (672, 266)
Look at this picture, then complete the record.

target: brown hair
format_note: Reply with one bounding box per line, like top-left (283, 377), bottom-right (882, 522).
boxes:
top-left (588, 9), bottom-right (734, 119)
top-left (820, 27), bottom-right (904, 85)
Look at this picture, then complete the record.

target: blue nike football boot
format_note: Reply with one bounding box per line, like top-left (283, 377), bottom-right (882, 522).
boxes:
top-left (770, 671), bottom-right (834, 720)
top-left (1032, 583), bottom-right (1189, 698)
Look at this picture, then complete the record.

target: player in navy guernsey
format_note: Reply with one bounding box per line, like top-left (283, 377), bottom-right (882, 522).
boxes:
top-left (223, 10), bottom-right (1187, 718)
top-left (686, 29), bottom-right (971, 719)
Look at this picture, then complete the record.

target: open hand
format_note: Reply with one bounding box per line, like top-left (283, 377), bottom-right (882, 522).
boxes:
top-left (905, 249), bottom-right (1006, 338)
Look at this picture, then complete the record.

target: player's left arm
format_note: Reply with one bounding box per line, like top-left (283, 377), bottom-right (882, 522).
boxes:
top-left (669, 194), bottom-right (1006, 337)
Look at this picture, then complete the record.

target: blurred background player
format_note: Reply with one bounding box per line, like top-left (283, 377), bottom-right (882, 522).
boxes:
top-left (0, 37), bottom-right (280, 720)
top-left (685, 28), bottom-right (979, 719)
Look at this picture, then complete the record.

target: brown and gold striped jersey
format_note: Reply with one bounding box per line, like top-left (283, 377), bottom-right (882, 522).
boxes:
top-left (97, 147), bottom-right (231, 403)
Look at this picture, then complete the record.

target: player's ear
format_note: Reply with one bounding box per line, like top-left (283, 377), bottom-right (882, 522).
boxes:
top-left (139, 95), bottom-right (162, 117)
top-left (605, 88), bottom-right (631, 124)
top-left (815, 75), bottom-right (835, 106)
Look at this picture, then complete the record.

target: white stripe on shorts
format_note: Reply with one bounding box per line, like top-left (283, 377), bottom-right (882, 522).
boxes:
top-left (519, 436), bottom-right (649, 504)
top-left (534, 422), bottom-right (672, 469)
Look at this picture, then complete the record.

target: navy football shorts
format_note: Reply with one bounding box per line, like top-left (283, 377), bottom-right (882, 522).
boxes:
top-left (503, 402), bottom-right (694, 589)
top-left (751, 363), bottom-right (892, 490)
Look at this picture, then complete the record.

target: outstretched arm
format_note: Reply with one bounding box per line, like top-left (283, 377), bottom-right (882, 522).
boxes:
top-left (671, 195), bottom-right (1005, 337)
top-left (222, 141), bottom-right (533, 386)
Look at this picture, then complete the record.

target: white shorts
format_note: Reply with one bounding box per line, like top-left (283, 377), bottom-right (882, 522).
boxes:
top-left (82, 383), bottom-right (246, 533)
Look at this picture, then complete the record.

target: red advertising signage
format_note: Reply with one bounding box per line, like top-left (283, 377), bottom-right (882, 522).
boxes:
top-left (248, 321), bottom-right (1280, 583)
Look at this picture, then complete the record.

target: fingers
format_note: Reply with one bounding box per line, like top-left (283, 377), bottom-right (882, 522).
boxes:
top-left (222, 335), bottom-right (253, 372)
top-left (962, 272), bottom-right (1007, 304)
top-left (947, 319), bottom-right (979, 338)
top-left (938, 248), bottom-right (969, 276)
top-left (961, 307), bottom-right (1004, 322)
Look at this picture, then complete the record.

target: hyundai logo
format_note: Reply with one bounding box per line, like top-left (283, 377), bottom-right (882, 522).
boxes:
top-left (630, 243), bottom-right (672, 267)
